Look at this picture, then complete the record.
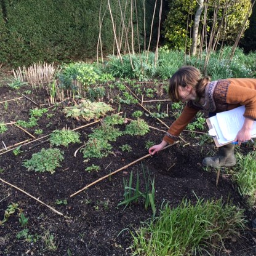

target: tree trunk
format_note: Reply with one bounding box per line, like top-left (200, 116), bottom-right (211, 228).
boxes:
top-left (191, 0), bottom-right (204, 56)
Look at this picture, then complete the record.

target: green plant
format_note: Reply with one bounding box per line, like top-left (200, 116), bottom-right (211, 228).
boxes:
top-left (132, 111), bottom-right (143, 118)
top-left (34, 129), bottom-right (43, 135)
top-left (85, 164), bottom-right (101, 172)
top-left (16, 229), bottom-right (38, 243)
top-left (119, 92), bottom-right (138, 104)
top-left (19, 212), bottom-right (29, 227)
top-left (0, 123), bottom-right (8, 133)
top-left (81, 138), bottom-right (112, 160)
top-left (50, 129), bottom-right (80, 147)
top-left (30, 108), bottom-right (48, 118)
top-left (89, 124), bottom-right (122, 142)
top-left (125, 119), bottom-right (150, 136)
top-left (234, 151), bottom-right (256, 207)
top-left (23, 148), bottom-right (64, 174)
top-left (87, 86), bottom-right (105, 102)
top-left (119, 144), bottom-right (132, 152)
top-left (55, 199), bottom-right (68, 205)
top-left (13, 146), bottom-right (22, 156)
top-left (8, 79), bottom-right (28, 89)
top-left (16, 116), bottom-right (38, 128)
top-left (103, 114), bottom-right (125, 126)
top-left (118, 166), bottom-right (156, 216)
top-left (145, 140), bottom-right (154, 150)
top-left (148, 112), bottom-right (168, 119)
top-left (41, 230), bottom-right (58, 251)
top-left (64, 100), bottom-right (113, 121)
top-left (4, 102), bottom-right (8, 110)
top-left (0, 203), bottom-right (19, 225)
top-left (131, 198), bottom-right (246, 255)
top-left (46, 113), bottom-right (54, 119)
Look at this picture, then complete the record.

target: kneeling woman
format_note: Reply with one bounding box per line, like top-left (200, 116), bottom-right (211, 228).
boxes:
top-left (149, 66), bottom-right (256, 168)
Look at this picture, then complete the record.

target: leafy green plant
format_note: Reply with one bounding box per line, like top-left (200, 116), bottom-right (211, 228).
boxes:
top-left (19, 212), bottom-right (29, 227)
top-left (13, 146), bottom-right (22, 156)
top-left (0, 123), bottom-right (8, 133)
top-left (34, 129), bottom-right (43, 135)
top-left (30, 108), bottom-right (48, 118)
top-left (41, 230), bottom-right (58, 251)
top-left (132, 111), bottom-right (143, 118)
top-left (148, 112), bottom-right (168, 119)
top-left (64, 100), bottom-right (113, 121)
top-left (125, 119), bottom-right (150, 136)
top-left (81, 138), bottom-right (112, 160)
top-left (118, 167), bottom-right (156, 216)
top-left (16, 116), bottom-right (38, 128)
top-left (0, 203), bottom-right (19, 225)
top-left (145, 140), bottom-right (154, 150)
top-left (23, 148), bottom-right (64, 174)
top-left (55, 199), bottom-right (68, 205)
top-left (119, 144), bottom-right (132, 152)
top-left (85, 164), bottom-right (101, 172)
top-left (50, 129), bottom-right (80, 147)
top-left (103, 114), bottom-right (125, 126)
top-left (89, 124), bottom-right (122, 142)
top-left (131, 198), bottom-right (246, 255)
top-left (119, 92), bottom-right (138, 104)
top-left (87, 86), bottom-right (105, 102)
top-left (233, 151), bottom-right (256, 207)
top-left (8, 79), bottom-right (28, 89)
top-left (16, 229), bottom-right (38, 243)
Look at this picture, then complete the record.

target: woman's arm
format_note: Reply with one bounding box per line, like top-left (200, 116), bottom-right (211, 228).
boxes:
top-left (234, 117), bottom-right (254, 145)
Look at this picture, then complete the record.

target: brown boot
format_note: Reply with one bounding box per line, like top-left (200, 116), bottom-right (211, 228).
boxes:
top-left (202, 144), bottom-right (236, 168)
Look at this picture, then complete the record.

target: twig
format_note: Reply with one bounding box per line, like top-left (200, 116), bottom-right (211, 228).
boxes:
top-left (74, 144), bottom-right (85, 157)
top-left (184, 129), bottom-right (208, 135)
top-left (2, 141), bottom-right (7, 150)
top-left (0, 178), bottom-right (64, 216)
top-left (70, 143), bottom-right (178, 198)
top-left (216, 168), bottom-right (221, 186)
top-left (13, 124), bottom-right (36, 139)
top-left (0, 97), bottom-right (23, 104)
top-left (148, 125), bottom-right (166, 133)
top-left (142, 99), bottom-right (170, 103)
top-left (72, 120), bottom-right (101, 131)
top-left (22, 94), bottom-right (40, 107)
top-left (0, 139), bottom-right (31, 154)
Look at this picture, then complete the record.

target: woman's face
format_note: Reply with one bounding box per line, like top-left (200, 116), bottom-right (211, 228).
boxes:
top-left (177, 85), bottom-right (197, 102)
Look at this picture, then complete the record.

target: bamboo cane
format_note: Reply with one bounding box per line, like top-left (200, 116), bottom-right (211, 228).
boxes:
top-left (0, 97), bottom-right (23, 104)
top-left (0, 178), bottom-right (64, 216)
top-left (22, 94), bottom-right (40, 107)
top-left (70, 143), bottom-right (178, 198)
top-left (13, 124), bottom-right (36, 139)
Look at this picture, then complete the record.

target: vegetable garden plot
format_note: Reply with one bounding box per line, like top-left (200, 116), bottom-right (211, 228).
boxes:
top-left (0, 83), bottom-right (255, 256)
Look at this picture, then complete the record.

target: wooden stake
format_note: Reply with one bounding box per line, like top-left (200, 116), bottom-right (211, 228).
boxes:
top-left (14, 124), bottom-right (36, 139)
top-left (22, 94), bottom-right (40, 107)
top-left (0, 97), bottom-right (23, 104)
top-left (216, 168), bottom-right (221, 186)
top-left (0, 178), bottom-right (64, 216)
top-left (70, 143), bottom-right (178, 198)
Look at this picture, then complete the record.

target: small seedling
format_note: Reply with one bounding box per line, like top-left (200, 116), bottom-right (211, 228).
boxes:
top-left (85, 164), bottom-right (101, 172)
top-left (119, 144), bottom-right (132, 152)
top-left (13, 146), bottom-right (22, 156)
top-left (0, 123), bottom-right (7, 133)
top-left (30, 108), bottom-right (48, 118)
top-left (34, 129), bottom-right (43, 135)
top-left (132, 111), bottom-right (143, 118)
top-left (145, 140), bottom-right (154, 149)
top-left (19, 212), bottom-right (29, 227)
top-left (55, 199), bottom-right (68, 205)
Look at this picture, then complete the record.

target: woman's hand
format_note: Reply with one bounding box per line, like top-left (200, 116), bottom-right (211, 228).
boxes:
top-left (149, 140), bottom-right (168, 155)
top-left (234, 117), bottom-right (254, 145)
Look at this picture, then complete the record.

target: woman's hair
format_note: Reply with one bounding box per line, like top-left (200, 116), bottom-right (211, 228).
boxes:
top-left (168, 66), bottom-right (210, 102)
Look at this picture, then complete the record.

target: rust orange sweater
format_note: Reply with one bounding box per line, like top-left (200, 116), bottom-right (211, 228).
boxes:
top-left (163, 78), bottom-right (256, 144)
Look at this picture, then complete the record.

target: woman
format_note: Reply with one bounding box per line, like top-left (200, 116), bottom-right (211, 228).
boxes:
top-left (149, 66), bottom-right (256, 168)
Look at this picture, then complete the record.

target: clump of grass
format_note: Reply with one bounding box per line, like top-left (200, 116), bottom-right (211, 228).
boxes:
top-left (131, 198), bottom-right (246, 256)
top-left (233, 151), bottom-right (256, 207)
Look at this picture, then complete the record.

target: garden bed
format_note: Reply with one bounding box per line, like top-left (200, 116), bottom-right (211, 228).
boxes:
top-left (0, 81), bottom-right (255, 256)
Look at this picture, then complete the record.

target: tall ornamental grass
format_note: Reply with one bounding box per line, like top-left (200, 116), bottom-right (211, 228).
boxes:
top-left (131, 199), bottom-right (246, 256)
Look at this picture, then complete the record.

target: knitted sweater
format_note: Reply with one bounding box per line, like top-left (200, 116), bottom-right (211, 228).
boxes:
top-left (163, 78), bottom-right (256, 144)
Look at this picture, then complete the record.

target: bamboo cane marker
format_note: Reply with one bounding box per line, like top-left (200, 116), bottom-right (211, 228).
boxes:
top-left (70, 143), bottom-right (178, 198)
top-left (0, 178), bottom-right (64, 216)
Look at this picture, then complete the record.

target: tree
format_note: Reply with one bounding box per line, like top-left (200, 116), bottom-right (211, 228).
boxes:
top-left (164, 0), bottom-right (252, 54)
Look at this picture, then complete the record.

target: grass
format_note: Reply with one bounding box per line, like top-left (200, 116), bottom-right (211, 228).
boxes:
top-left (233, 151), bottom-right (256, 207)
top-left (131, 198), bottom-right (246, 256)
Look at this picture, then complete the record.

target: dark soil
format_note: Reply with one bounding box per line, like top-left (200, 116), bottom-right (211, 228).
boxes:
top-left (0, 82), bottom-right (256, 256)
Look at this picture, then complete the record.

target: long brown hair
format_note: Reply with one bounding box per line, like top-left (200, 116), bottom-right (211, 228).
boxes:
top-left (168, 66), bottom-right (210, 102)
